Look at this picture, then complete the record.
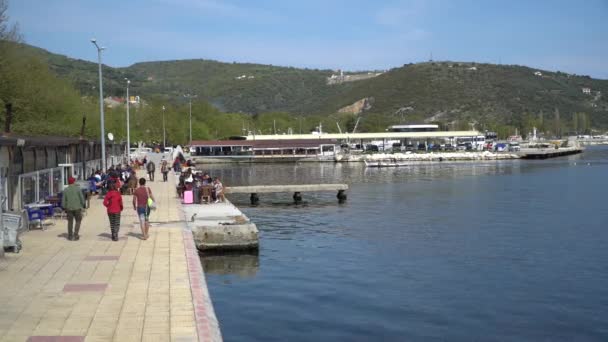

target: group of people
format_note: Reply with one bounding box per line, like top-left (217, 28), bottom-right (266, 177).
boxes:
top-left (177, 168), bottom-right (224, 204)
top-left (61, 154), bottom-right (227, 242)
top-left (87, 164), bottom-right (138, 196)
top-left (62, 165), bottom-right (156, 242)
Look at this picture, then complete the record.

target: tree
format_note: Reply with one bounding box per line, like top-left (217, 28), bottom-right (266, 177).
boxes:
top-left (553, 107), bottom-right (561, 138)
top-left (0, 0), bottom-right (20, 41)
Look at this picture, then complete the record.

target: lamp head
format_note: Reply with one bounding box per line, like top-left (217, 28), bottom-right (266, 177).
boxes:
top-left (91, 38), bottom-right (96, 43)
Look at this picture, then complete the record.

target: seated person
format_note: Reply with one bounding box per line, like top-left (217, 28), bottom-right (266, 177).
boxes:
top-left (201, 173), bottom-right (211, 185)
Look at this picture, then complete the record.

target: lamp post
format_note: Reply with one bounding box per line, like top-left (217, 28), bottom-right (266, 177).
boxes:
top-left (91, 38), bottom-right (107, 171)
top-left (183, 94), bottom-right (197, 146)
top-left (162, 105), bottom-right (166, 149)
top-left (125, 78), bottom-right (131, 161)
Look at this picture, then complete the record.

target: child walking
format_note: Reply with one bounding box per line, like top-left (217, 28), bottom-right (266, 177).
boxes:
top-left (103, 180), bottom-right (124, 241)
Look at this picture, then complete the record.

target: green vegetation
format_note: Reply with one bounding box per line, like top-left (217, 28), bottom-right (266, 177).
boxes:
top-left (1, 0), bottom-right (607, 143)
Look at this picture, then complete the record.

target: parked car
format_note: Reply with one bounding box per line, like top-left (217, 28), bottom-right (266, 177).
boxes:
top-left (417, 143), bottom-right (426, 151)
top-left (405, 144), bottom-right (415, 151)
top-left (431, 144), bottom-right (442, 151)
top-left (444, 144), bottom-right (455, 151)
top-left (457, 143), bottom-right (467, 151)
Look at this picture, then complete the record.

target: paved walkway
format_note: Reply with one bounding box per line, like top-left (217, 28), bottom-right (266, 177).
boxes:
top-left (0, 169), bottom-right (221, 342)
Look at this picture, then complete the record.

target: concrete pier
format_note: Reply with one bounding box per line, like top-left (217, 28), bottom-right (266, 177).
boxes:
top-left (226, 184), bottom-right (349, 204)
top-left (0, 168), bottom-right (222, 342)
top-left (519, 146), bottom-right (583, 159)
top-left (181, 201), bottom-right (259, 252)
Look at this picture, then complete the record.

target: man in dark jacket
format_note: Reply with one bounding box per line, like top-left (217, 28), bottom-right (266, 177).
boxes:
top-left (62, 177), bottom-right (86, 241)
top-left (146, 160), bottom-right (156, 181)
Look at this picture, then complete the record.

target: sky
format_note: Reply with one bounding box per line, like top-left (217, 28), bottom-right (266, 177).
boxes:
top-left (7, 0), bottom-right (608, 78)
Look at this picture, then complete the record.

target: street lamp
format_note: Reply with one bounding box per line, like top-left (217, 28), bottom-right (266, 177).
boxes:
top-left (91, 38), bottom-right (107, 171)
top-left (162, 105), bottom-right (166, 149)
top-left (125, 78), bottom-right (131, 161)
top-left (183, 94), bottom-right (197, 145)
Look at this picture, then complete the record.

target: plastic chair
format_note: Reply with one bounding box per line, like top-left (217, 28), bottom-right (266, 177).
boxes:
top-left (201, 186), bottom-right (212, 203)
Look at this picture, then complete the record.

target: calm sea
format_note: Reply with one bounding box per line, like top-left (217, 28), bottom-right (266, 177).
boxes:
top-left (201, 146), bottom-right (608, 342)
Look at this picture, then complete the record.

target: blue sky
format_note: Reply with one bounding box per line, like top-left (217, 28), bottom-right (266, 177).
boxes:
top-left (8, 0), bottom-right (608, 78)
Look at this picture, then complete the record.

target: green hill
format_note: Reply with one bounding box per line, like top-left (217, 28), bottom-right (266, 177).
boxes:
top-left (5, 42), bottom-right (608, 138)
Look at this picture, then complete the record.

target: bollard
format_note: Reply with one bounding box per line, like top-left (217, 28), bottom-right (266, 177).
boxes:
top-left (337, 190), bottom-right (347, 203)
top-left (293, 192), bottom-right (303, 204)
top-left (250, 193), bottom-right (260, 205)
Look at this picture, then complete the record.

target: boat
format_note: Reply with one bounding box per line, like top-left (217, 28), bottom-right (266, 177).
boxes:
top-left (364, 160), bottom-right (410, 168)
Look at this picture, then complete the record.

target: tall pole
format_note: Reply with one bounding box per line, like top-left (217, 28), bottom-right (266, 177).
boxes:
top-left (125, 78), bottom-right (130, 161)
top-left (91, 39), bottom-right (106, 171)
top-left (162, 106), bottom-right (166, 149)
top-left (183, 94), bottom-right (196, 146)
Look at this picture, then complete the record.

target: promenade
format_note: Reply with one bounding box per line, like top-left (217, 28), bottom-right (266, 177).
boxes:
top-left (0, 169), bottom-right (221, 342)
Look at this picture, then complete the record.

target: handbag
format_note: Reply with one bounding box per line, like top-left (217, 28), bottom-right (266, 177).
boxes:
top-left (146, 187), bottom-right (157, 210)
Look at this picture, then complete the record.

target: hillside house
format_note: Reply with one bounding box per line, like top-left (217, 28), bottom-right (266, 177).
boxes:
top-left (534, 71), bottom-right (543, 77)
top-left (103, 96), bottom-right (124, 108)
top-left (582, 87), bottom-right (591, 94)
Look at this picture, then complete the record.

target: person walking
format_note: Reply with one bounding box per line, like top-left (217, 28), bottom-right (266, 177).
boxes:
top-left (147, 160), bottom-right (156, 181)
top-left (61, 176), bottom-right (85, 241)
top-left (161, 160), bottom-right (169, 182)
top-left (103, 180), bottom-right (123, 241)
top-left (133, 178), bottom-right (155, 240)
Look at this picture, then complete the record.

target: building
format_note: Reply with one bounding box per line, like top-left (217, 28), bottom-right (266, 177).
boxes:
top-left (387, 124), bottom-right (439, 132)
top-left (582, 87), bottom-right (591, 94)
top-left (103, 96), bottom-right (124, 108)
top-left (190, 139), bottom-right (338, 162)
top-left (0, 133), bottom-right (124, 211)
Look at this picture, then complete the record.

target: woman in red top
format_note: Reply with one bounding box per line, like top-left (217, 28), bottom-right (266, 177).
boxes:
top-left (103, 180), bottom-right (124, 241)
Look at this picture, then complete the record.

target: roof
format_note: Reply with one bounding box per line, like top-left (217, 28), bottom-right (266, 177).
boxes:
top-left (388, 124), bottom-right (439, 128)
top-left (0, 133), bottom-right (107, 147)
top-left (191, 140), bottom-right (253, 147)
top-left (245, 131), bottom-right (481, 140)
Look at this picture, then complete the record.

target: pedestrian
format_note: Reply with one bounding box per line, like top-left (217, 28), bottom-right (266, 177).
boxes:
top-left (213, 177), bottom-right (224, 203)
top-left (61, 176), bottom-right (85, 241)
top-left (103, 180), bottom-right (123, 241)
top-left (161, 159), bottom-right (169, 182)
top-left (133, 178), bottom-right (155, 240)
top-left (147, 160), bottom-right (156, 181)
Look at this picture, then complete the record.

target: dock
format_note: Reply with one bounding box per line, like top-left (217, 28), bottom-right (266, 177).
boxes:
top-left (0, 169), bottom-right (222, 342)
top-left (519, 146), bottom-right (583, 159)
top-left (181, 201), bottom-right (259, 252)
top-left (225, 184), bottom-right (349, 204)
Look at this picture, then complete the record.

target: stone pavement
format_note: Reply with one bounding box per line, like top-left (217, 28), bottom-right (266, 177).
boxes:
top-left (0, 169), bottom-right (222, 342)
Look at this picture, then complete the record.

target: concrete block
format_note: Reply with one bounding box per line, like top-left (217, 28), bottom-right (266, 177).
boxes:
top-left (192, 223), bottom-right (259, 251)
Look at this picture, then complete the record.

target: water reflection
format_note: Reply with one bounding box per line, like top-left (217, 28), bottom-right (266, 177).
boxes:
top-left (200, 251), bottom-right (260, 278)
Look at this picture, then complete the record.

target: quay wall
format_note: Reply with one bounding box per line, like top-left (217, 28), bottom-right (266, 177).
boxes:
top-left (340, 151), bottom-right (520, 162)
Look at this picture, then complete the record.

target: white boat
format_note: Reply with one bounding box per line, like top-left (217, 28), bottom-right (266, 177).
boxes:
top-left (364, 160), bottom-right (410, 168)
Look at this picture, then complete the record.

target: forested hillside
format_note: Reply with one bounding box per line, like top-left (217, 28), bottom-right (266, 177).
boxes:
top-left (2, 41), bottom-right (607, 143)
